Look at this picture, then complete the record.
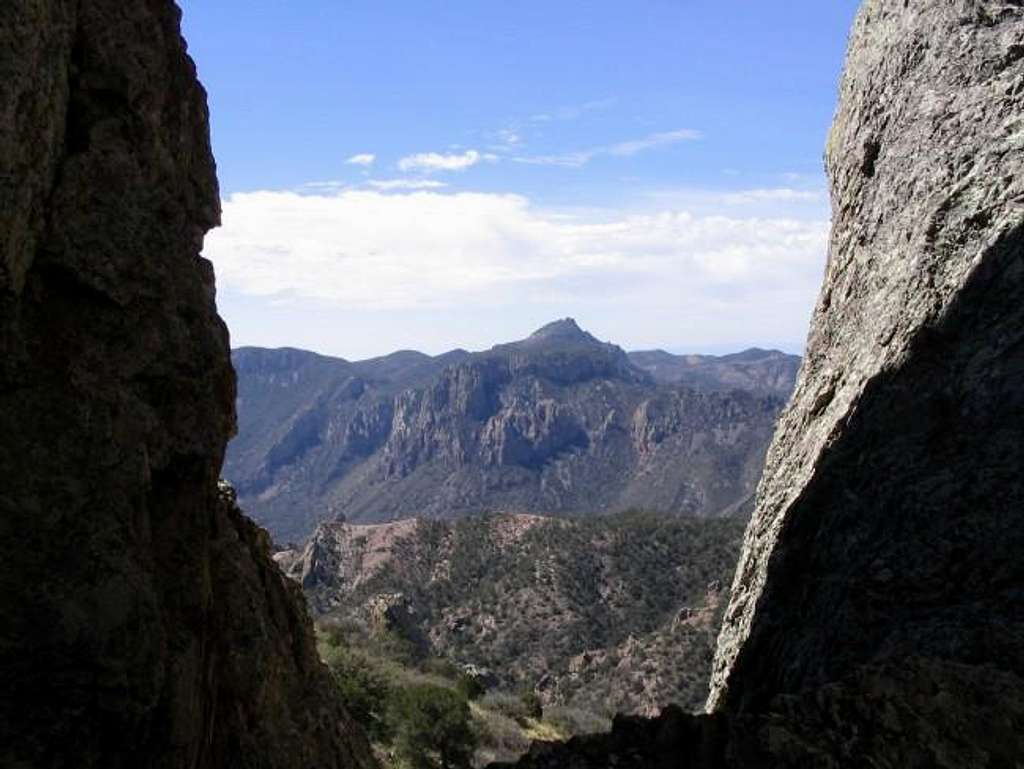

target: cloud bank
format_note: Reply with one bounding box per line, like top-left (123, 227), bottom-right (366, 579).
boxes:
top-left (204, 189), bottom-right (828, 339)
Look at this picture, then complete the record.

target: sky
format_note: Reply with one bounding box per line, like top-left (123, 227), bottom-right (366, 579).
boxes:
top-left (179, 0), bottom-right (862, 360)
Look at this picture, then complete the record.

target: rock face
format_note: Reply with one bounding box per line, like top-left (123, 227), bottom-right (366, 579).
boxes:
top-left (708, 0), bottom-right (1024, 714)
top-left (0, 3), bottom-right (372, 768)
top-left (227, 320), bottom-right (794, 543)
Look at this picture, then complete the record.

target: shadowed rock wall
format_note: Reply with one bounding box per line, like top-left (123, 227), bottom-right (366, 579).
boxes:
top-left (0, 2), bottom-right (373, 767)
top-left (709, 0), bottom-right (1024, 714)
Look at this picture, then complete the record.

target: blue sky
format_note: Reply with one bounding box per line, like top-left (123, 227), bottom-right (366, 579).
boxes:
top-left (180, 0), bottom-right (861, 359)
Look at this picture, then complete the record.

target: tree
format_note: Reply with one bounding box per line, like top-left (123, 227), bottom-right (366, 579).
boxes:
top-left (324, 647), bottom-right (392, 741)
top-left (388, 684), bottom-right (477, 769)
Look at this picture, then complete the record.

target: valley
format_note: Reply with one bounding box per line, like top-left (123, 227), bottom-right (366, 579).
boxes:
top-left (284, 511), bottom-right (746, 765)
top-left (227, 322), bottom-right (797, 762)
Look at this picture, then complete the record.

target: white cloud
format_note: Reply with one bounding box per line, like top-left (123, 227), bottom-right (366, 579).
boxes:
top-left (398, 149), bottom-right (492, 172)
top-left (516, 128), bottom-right (701, 168)
top-left (301, 180), bottom-right (348, 192)
top-left (718, 188), bottom-right (824, 205)
top-left (606, 129), bottom-right (702, 156)
top-left (204, 188), bottom-right (827, 323)
top-left (367, 179), bottom-right (448, 191)
top-left (641, 186), bottom-right (828, 220)
top-left (346, 153), bottom-right (376, 166)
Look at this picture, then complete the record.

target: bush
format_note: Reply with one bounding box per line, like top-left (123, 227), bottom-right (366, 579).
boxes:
top-left (388, 684), bottom-right (477, 769)
top-left (323, 646), bottom-right (392, 741)
top-left (519, 689), bottom-right (543, 721)
top-left (455, 673), bottom-right (485, 701)
top-left (471, 707), bottom-right (531, 762)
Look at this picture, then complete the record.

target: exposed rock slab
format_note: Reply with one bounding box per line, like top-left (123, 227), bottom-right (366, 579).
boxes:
top-left (0, 2), bottom-right (373, 767)
top-left (708, 0), bottom-right (1024, 714)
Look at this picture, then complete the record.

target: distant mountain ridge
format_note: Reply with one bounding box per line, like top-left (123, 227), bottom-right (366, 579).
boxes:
top-left (226, 320), bottom-right (799, 543)
top-left (628, 347), bottom-right (801, 397)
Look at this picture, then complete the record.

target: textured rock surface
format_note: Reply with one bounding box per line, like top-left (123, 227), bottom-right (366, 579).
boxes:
top-left (0, 3), bottom-right (373, 768)
top-left (228, 320), bottom-right (787, 542)
top-left (708, 0), bottom-right (1024, 714)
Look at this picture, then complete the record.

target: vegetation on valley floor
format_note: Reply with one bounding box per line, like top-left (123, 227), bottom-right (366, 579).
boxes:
top-left (311, 510), bottom-right (748, 766)
top-left (317, 621), bottom-right (602, 768)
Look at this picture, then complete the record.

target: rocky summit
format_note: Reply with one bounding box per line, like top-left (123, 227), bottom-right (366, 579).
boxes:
top-left (0, 3), bottom-right (373, 768)
top-left (502, 1), bottom-right (1024, 766)
top-left (227, 323), bottom-right (798, 543)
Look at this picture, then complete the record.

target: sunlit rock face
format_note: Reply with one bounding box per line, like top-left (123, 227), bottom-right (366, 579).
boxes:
top-left (0, 2), bottom-right (373, 767)
top-left (709, 0), bottom-right (1024, 715)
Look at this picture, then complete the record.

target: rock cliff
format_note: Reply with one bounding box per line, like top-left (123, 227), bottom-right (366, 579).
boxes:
top-left (708, 0), bottom-right (1024, 715)
top-left (504, 0), bottom-right (1024, 765)
top-left (228, 321), bottom-right (794, 543)
top-left (0, 2), bottom-right (373, 768)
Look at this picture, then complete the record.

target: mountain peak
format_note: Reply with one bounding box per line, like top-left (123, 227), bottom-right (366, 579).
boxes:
top-left (527, 317), bottom-right (596, 344)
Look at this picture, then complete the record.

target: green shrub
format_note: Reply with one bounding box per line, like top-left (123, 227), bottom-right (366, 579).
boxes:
top-left (518, 689), bottom-right (543, 721)
top-left (455, 673), bottom-right (485, 701)
top-left (388, 684), bottom-right (477, 769)
top-left (323, 646), bottom-right (392, 741)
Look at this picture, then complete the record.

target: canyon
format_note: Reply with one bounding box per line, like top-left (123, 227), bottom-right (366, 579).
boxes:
top-left (0, 0), bottom-right (1021, 767)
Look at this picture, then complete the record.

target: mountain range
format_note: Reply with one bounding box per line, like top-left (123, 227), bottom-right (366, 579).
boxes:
top-left (226, 320), bottom-right (800, 543)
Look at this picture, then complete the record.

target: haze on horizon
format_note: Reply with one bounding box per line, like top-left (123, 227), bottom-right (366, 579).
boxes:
top-left (179, 0), bottom-right (861, 360)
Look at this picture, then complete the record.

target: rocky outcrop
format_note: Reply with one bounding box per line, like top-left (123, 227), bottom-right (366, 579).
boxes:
top-left (275, 518), bottom-right (420, 612)
top-left (0, 3), bottom-right (372, 768)
top-left (227, 321), bottom-right (787, 542)
top-left (708, 0), bottom-right (1024, 715)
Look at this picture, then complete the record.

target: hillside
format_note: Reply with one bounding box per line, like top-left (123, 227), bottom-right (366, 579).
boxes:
top-left (227, 320), bottom-right (797, 543)
top-left (277, 511), bottom-right (747, 719)
top-left (628, 348), bottom-right (800, 397)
